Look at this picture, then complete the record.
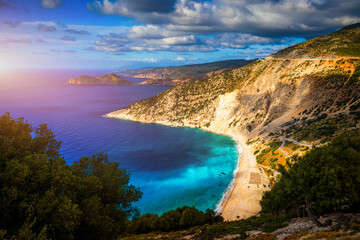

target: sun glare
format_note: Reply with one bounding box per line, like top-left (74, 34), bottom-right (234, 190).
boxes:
top-left (0, 54), bottom-right (10, 71)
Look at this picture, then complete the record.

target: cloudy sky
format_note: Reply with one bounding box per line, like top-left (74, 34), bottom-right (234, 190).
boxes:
top-left (0, 0), bottom-right (359, 69)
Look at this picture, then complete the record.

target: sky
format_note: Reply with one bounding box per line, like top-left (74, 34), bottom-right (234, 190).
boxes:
top-left (0, 0), bottom-right (359, 70)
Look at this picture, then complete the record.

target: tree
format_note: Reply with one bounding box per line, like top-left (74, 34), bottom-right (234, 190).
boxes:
top-left (129, 206), bottom-right (223, 234)
top-left (158, 209), bottom-right (182, 232)
top-left (179, 206), bottom-right (205, 228)
top-left (71, 153), bottom-right (142, 239)
top-left (0, 113), bottom-right (142, 239)
top-left (130, 213), bottom-right (159, 234)
top-left (261, 134), bottom-right (360, 226)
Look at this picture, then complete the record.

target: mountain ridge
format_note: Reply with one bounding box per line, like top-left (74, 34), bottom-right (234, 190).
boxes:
top-left (270, 25), bottom-right (360, 59)
top-left (117, 59), bottom-right (255, 86)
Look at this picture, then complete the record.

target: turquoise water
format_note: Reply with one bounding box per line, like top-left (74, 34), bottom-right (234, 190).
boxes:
top-left (0, 69), bottom-right (238, 215)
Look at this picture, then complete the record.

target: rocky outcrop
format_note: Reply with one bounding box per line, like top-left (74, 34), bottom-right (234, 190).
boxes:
top-left (68, 73), bottom-right (135, 85)
top-left (245, 213), bottom-right (360, 240)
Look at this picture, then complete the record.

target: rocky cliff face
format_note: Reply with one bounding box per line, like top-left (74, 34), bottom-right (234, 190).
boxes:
top-left (68, 73), bottom-right (135, 85)
top-left (108, 58), bottom-right (359, 137)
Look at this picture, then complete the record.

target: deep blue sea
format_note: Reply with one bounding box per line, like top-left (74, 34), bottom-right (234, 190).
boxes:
top-left (0, 69), bottom-right (238, 215)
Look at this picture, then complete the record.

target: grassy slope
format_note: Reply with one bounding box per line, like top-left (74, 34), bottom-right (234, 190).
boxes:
top-left (271, 26), bottom-right (360, 59)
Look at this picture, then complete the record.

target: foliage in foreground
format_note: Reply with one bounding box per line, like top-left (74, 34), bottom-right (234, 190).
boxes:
top-left (120, 213), bottom-right (292, 240)
top-left (261, 133), bottom-right (360, 226)
top-left (128, 206), bottom-right (223, 234)
top-left (0, 113), bottom-right (142, 240)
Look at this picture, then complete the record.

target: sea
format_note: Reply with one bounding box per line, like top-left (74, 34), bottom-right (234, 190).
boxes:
top-left (0, 69), bottom-right (238, 215)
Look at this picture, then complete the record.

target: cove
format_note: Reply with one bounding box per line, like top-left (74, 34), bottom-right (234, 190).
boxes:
top-left (0, 69), bottom-right (238, 215)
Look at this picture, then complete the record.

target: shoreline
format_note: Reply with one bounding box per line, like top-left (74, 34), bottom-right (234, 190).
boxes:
top-left (215, 138), bottom-right (242, 214)
top-left (219, 135), bottom-right (269, 221)
top-left (105, 113), bottom-right (269, 221)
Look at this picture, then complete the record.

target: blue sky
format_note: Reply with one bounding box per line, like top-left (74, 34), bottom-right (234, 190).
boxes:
top-left (0, 0), bottom-right (359, 69)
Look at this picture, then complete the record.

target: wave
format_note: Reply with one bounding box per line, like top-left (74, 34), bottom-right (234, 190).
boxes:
top-left (215, 138), bottom-right (242, 214)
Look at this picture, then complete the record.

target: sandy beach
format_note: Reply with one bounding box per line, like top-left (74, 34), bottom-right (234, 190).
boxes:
top-left (220, 135), bottom-right (269, 221)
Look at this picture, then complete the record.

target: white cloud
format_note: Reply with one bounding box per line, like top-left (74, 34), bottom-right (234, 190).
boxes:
top-left (86, 0), bottom-right (360, 57)
top-left (145, 35), bottom-right (196, 45)
top-left (89, 0), bottom-right (360, 37)
top-left (41, 0), bottom-right (61, 9)
top-left (127, 25), bottom-right (183, 39)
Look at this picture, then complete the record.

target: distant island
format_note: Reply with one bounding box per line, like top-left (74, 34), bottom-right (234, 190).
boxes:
top-left (68, 73), bottom-right (135, 85)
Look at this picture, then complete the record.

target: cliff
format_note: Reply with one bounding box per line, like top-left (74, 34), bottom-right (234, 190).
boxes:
top-left (106, 25), bottom-right (360, 220)
top-left (68, 73), bottom-right (135, 85)
top-left (117, 59), bottom-right (254, 86)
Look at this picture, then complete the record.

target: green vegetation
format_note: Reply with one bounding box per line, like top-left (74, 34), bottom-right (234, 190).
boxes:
top-left (350, 62), bottom-right (360, 83)
top-left (128, 207), bottom-right (222, 234)
top-left (0, 113), bottom-right (142, 240)
top-left (261, 134), bottom-right (360, 226)
top-left (272, 25), bottom-right (360, 58)
top-left (289, 113), bottom-right (359, 142)
top-left (256, 140), bottom-right (282, 164)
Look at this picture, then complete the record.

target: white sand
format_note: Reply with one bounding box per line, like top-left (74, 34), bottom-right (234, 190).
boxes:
top-left (220, 135), bottom-right (269, 221)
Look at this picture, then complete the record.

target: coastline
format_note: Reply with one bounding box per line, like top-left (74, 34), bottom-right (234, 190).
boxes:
top-left (105, 112), bottom-right (269, 221)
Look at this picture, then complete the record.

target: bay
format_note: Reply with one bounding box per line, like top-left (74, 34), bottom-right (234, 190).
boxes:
top-left (0, 69), bottom-right (238, 215)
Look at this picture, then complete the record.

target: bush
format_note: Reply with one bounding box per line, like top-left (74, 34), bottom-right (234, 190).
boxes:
top-left (129, 207), bottom-right (223, 234)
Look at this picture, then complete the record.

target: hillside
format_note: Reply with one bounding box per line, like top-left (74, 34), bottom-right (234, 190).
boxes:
top-left (117, 59), bottom-right (254, 86)
top-left (68, 73), bottom-right (135, 85)
top-left (270, 24), bottom-right (360, 59)
top-left (106, 25), bottom-right (360, 221)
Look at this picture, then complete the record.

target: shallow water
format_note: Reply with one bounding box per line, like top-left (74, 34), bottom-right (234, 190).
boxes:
top-left (0, 69), bottom-right (238, 215)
